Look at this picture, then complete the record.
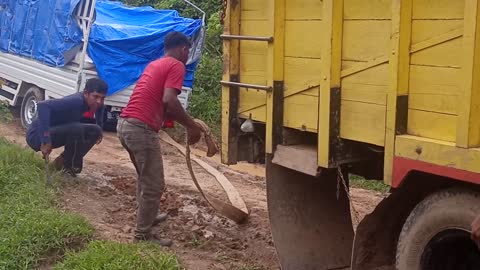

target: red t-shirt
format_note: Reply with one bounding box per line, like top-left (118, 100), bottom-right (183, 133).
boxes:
top-left (120, 57), bottom-right (185, 131)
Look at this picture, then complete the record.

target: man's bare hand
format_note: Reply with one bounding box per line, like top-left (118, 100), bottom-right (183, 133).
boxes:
top-left (187, 123), bottom-right (202, 145)
top-left (471, 215), bottom-right (480, 248)
top-left (40, 143), bottom-right (52, 160)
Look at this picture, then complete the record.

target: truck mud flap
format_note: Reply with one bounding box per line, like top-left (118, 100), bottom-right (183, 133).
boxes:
top-left (267, 161), bottom-right (354, 270)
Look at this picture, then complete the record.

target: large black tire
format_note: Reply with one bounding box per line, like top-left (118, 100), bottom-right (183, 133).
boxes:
top-left (20, 86), bottom-right (44, 129)
top-left (396, 189), bottom-right (480, 270)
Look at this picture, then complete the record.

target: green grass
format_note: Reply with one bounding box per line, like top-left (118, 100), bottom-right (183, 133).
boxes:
top-left (0, 101), bottom-right (13, 123)
top-left (349, 174), bottom-right (390, 193)
top-left (0, 139), bottom-right (182, 269)
top-left (55, 241), bottom-right (180, 270)
top-left (0, 139), bottom-right (94, 269)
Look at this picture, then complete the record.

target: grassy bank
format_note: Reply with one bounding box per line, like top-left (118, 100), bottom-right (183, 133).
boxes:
top-left (0, 139), bottom-right (180, 269)
top-left (55, 241), bottom-right (180, 270)
top-left (0, 139), bottom-right (93, 269)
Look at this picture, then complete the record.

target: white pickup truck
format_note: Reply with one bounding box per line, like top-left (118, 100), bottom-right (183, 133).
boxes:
top-left (0, 0), bottom-right (204, 130)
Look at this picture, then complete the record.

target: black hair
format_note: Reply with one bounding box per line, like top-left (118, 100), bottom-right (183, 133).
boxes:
top-left (84, 78), bottom-right (108, 94)
top-left (164, 31), bottom-right (191, 50)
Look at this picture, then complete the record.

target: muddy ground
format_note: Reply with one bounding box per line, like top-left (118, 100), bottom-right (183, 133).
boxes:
top-left (0, 117), bottom-right (385, 270)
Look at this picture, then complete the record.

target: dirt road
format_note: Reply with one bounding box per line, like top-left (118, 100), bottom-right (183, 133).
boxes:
top-left (0, 119), bottom-right (385, 270)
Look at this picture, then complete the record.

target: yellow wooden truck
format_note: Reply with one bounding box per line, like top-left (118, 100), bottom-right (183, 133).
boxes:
top-left (221, 0), bottom-right (480, 269)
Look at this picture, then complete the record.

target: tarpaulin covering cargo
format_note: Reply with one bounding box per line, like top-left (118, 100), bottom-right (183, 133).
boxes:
top-left (0, 0), bottom-right (204, 96)
top-left (89, 0), bottom-right (204, 95)
top-left (0, 0), bottom-right (82, 66)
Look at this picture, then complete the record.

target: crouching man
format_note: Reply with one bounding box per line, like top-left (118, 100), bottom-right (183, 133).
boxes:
top-left (26, 78), bottom-right (108, 177)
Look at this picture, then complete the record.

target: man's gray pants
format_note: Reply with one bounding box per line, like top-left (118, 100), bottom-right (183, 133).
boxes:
top-left (117, 117), bottom-right (165, 238)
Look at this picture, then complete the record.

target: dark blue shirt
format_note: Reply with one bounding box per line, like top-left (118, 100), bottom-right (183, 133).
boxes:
top-left (26, 93), bottom-right (104, 151)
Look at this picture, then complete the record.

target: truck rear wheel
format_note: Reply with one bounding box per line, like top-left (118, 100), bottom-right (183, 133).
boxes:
top-left (266, 161), bottom-right (354, 270)
top-left (396, 189), bottom-right (480, 270)
top-left (20, 86), bottom-right (44, 129)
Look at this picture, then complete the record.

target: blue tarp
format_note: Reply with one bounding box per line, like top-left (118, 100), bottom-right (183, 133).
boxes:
top-left (0, 0), bottom-right (204, 96)
top-left (0, 0), bottom-right (83, 66)
top-left (88, 0), bottom-right (203, 95)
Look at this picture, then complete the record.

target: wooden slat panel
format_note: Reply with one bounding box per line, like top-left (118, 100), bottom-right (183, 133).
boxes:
top-left (411, 20), bottom-right (463, 44)
top-left (342, 90), bottom-right (387, 106)
top-left (240, 54), bottom-right (267, 84)
top-left (240, 20), bottom-right (269, 36)
top-left (240, 40), bottom-right (268, 55)
top-left (410, 38), bottom-right (463, 68)
top-left (238, 89), bottom-right (266, 115)
top-left (283, 94), bottom-right (318, 132)
top-left (343, 0), bottom-right (391, 20)
top-left (239, 105), bottom-right (266, 122)
top-left (409, 65), bottom-right (461, 96)
top-left (412, 0), bottom-right (465, 19)
top-left (241, 0), bottom-right (268, 21)
top-left (342, 20), bottom-right (391, 61)
top-left (395, 135), bottom-right (480, 174)
top-left (341, 63), bottom-right (389, 95)
top-left (285, 20), bottom-right (322, 58)
top-left (408, 109), bottom-right (457, 142)
top-left (284, 57), bottom-right (321, 96)
top-left (340, 101), bottom-right (386, 146)
top-left (409, 94), bottom-right (457, 115)
top-left (285, 0), bottom-right (323, 20)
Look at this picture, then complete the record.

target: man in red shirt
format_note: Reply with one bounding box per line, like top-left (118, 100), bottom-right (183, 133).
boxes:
top-left (117, 32), bottom-right (201, 246)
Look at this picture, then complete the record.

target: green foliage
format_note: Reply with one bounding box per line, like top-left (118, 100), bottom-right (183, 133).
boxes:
top-left (349, 174), bottom-right (390, 193)
top-left (0, 100), bottom-right (13, 123)
top-left (121, 0), bottom-right (224, 137)
top-left (0, 140), bottom-right (93, 269)
top-left (188, 55), bottom-right (222, 137)
top-left (55, 241), bottom-right (180, 270)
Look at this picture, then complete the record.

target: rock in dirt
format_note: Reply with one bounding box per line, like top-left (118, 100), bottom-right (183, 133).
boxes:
top-left (203, 230), bottom-right (214, 239)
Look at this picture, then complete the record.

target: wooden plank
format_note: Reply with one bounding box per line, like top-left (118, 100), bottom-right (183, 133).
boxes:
top-left (344, 0), bottom-right (391, 20)
top-left (342, 20), bottom-right (391, 61)
top-left (412, 0), bottom-right (465, 20)
top-left (409, 65), bottom-right (461, 96)
top-left (283, 94), bottom-right (319, 132)
top-left (385, 0), bottom-right (413, 183)
top-left (265, 0), bottom-right (285, 154)
top-left (458, 0), bottom-right (480, 148)
top-left (239, 105), bottom-right (266, 122)
top-left (285, 0), bottom-right (323, 20)
top-left (411, 20), bottom-right (464, 44)
top-left (272, 144), bottom-right (318, 176)
top-left (241, 0), bottom-right (268, 20)
top-left (342, 90), bottom-right (387, 106)
top-left (240, 20), bottom-right (269, 36)
top-left (238, 89), bottom-right (266, 114)
top-left (159, 131), bottom-right (249, 215)
top-left (410, 38), bottom-right (463, 68)
top-left (395, 135), bottom-right (480, 174)
top-left (339, 101), bottom-right (386, 146)
top-left (331, 0), bottom-right (344, 88)
top-left (408, 109), bottom-right (457, 142)
top-left (410, 28), bottom-right (463, 54)
top-left (284, 57), bottom-right (322, 96)
top-left (341, 55), bottom-right (388, 77)
top-left (341, 63), bottom-right (389, 92)
top-left (240, 53), bottom-right (267, 82)
top-left (318, 0), bottom-right (340, 167)
top-left (409, 94), bottom-right (457, 115)
top-left (284, 20), bottom-right (322, 58)
top-left (221, 0), bottom-right (241, 164)
top-left (240, 40), bottom-right (268, 55)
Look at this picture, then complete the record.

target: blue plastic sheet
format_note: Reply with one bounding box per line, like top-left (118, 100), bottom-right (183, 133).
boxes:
top-left (88, 0), bottom-right (203, 95)
top-left (0, 0), bottom-right (82, 66)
